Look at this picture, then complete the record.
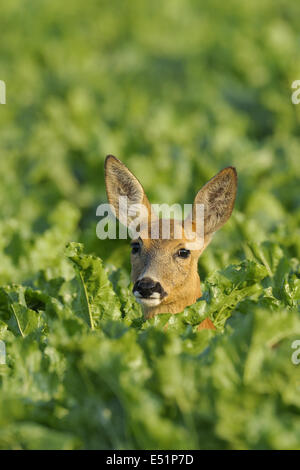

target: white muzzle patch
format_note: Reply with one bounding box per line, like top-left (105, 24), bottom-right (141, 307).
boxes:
top-left (133, 291), bottom-right (161, 307)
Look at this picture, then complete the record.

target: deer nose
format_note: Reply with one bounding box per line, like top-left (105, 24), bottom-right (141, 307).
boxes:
top-left (133, 277), bottom-right (164, 298)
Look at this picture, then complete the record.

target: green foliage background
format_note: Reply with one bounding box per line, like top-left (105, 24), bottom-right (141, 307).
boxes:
top-left (0, 0), bottom-right (300, 449)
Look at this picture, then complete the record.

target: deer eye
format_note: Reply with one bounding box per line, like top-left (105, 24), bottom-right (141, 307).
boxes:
top-left (131, 243), bottom-right (140, 255)
top-left (177, 248), bottom-right (190, 259)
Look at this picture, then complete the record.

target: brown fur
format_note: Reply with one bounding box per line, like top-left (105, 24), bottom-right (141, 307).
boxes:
top-left (105, 155), bottom-right (237, 322)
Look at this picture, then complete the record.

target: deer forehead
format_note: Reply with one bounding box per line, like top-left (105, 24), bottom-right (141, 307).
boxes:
top-left (136, 218), bottom-right (193, 243)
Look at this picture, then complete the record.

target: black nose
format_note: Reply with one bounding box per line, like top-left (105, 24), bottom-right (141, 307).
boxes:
top-left (133, 277), bottom-right (164, 298)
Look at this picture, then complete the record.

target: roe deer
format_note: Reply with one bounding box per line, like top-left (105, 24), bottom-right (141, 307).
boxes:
top-left (105, 155), bottom-right (237, 323)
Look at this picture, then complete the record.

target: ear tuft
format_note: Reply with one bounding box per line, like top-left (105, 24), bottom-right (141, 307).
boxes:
top-left (193, 166), bottom-right (237, 236)
top-left (105, 155), bottom-right (143, 203)
top-left (105, 155), bottom-right (152, 226)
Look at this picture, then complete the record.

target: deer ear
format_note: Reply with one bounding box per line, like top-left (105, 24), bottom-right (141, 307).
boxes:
top-left (193, 167), bottom-right (237, 236)
top-left (105, 155), bottom-right (152, 226)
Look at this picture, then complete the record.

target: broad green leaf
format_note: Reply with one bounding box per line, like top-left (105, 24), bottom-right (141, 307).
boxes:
top-left (66, 242), bottom-right (121, 328)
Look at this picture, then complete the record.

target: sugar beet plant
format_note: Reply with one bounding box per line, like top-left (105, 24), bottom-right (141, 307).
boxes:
top-left (0, 238), bottom-right (299, 449)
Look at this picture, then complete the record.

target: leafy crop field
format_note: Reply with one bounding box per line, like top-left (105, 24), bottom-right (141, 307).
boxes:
top-left (1, 0), bottom-right (300, 450)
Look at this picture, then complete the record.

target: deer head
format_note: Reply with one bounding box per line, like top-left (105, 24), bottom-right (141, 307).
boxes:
top-left (105, 155), bottom-right (237, 319)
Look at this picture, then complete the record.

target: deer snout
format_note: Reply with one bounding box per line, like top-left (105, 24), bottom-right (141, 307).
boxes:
top-left (133, 277), bottom-right (166, 299)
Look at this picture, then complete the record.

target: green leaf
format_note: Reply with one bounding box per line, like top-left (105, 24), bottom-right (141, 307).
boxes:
top-left (0, 286), bottom-right (45, 338)
top-left (66, 242), bottom-right (121, 328)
